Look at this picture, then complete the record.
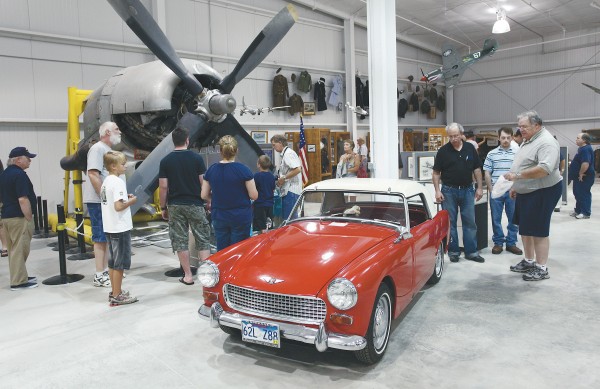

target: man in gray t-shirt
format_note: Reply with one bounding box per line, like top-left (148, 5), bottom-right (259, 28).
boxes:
top-left (84, 122), bottom-right (122, 288)
top-left (504, 111), bottom-right (562, 282)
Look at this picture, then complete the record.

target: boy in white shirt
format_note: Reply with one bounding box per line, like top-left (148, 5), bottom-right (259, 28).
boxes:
top-left (100, 151), bottom-right (138, 306)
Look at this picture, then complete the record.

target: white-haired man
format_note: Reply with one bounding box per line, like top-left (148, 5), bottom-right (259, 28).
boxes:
top-left (83, 121), bottom-right (122, 287)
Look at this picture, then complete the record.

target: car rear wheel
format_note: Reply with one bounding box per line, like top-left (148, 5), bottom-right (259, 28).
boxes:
top-left (354, 283), bottom-right (392, 365)
top-left (427, 243), bottom-right (444, 285)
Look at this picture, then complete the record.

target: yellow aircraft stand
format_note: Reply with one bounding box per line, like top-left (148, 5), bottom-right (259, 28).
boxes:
top-left (50, 87), bottom-right (164, 254)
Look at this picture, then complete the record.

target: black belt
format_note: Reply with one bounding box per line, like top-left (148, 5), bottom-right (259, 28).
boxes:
top-left (443, 183), bottom-right (473, 189)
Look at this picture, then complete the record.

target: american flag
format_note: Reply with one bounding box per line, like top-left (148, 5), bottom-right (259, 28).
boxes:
top-left (298, 116), bottom-right (309, 185)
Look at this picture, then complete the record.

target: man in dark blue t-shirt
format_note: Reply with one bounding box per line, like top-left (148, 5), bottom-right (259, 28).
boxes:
top-left (253, 155), bottom-right (277, 233)
top-left (159, 127), bottom-right (210, 285)
top-left (569, 133), bottom-right (595, 219)
top-left (0, 147), bottom-right (38, 290)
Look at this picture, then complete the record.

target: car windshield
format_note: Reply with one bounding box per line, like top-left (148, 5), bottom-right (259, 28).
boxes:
top-left (288, 191), bottom-right (407, 228)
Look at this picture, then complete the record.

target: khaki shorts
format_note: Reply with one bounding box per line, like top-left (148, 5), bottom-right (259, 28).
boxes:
top-left (168, 204), bottom-right (211, 252)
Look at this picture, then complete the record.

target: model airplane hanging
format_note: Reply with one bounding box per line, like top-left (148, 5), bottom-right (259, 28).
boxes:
top-left (582, 83), bottom-right (600, 94)
top-left (421, 38), bottom-right (498, 89)
top-left (345, 102), bottom-right (369, 116)
top-left (60, 0), bottom-right (297, 215)
top-left (238, 97), bottom-right (290, 116)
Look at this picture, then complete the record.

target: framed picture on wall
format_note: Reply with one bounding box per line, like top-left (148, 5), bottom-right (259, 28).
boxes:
top-left (418, 156), bottom-right (435, 181)
top-left (303, 102), bottom-right (316, 116)
top-left (407, 156), bottom-right (415, 178)
top-left (251, 131), bottom-right (268, 144)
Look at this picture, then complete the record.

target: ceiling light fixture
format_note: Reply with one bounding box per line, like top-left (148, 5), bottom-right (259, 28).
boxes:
top-left (493, 8), bottom-right (511, 34)
top-left (591, 1), bottom-right (600, 11)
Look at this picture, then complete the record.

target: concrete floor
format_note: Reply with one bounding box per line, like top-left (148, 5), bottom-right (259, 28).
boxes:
top-left (1, 184), bottom-right (599, 389)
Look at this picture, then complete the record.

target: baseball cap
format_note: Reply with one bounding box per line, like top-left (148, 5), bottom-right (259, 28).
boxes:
top-left (9, 147), bottom-right (37, 159)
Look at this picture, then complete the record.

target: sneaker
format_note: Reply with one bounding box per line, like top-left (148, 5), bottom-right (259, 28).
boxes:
top-left (569, 211), bottom-right (578, 217)
top-left (506, 245), bottom-right (523, 255)
top-left (553, 207), bottom-right (560, 212)
top-left (523, 266), bottom-right (550, 281)
top-left (11, 281), bottom-right (39, 290)
top-left (93, 273), bottom-right (111, 287)
top-left (492, 245), bottom-right (503, 254)
top-left (466, 255), bottom-right (485, 263)
top-left (108, 289), bottom-right (129, 302)
top-left (449, 255), bottom-right (459, 263)
top-left (575, 214), bottom-right (590, 219)
top-left (109, 292), bottom-right (138, 306)
top-left (28, 276), bottom-right (37, 282)
top-left (510, 259), bottom-right (535, 273)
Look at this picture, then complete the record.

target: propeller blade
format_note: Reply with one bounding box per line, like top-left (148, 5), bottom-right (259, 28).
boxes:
top-left (219, 4), bottom-right (297, 94)
top-left (107, 0), bottom-right (204, 96)
top-left (126, 113), bottom-right (207, 215)
top-left (217, 115), bottom-right (265, 172)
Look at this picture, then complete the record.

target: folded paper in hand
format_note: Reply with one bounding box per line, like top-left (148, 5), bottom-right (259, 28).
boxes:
top-left (491, 175), bottom-right (513, 199)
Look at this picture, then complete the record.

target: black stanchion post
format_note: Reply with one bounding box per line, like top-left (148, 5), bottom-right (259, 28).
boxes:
top-left (33, 196), bottom-right (41, 235)
top-left (42, 205), bottom-right (84, 285)
top-left (68, 208), bottom-right (94, 261)
top-left (36, 196), bottom-right (43, 232)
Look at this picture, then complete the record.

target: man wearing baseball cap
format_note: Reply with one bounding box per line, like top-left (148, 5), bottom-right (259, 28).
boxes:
top-left (0, 146), bottom-right (38, 290)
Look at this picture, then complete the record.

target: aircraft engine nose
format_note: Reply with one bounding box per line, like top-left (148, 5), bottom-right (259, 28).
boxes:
top-left (209, 93), bottom-right (236, 115)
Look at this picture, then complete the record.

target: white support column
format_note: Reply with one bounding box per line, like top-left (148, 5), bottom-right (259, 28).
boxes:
top-left (367, 0), bottom-right (398, 179)
top-left (344, 17), bottom-right (357, 139)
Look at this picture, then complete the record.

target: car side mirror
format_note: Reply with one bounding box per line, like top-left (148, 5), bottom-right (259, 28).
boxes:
top-left (394, 226), bottom-right (412, 243)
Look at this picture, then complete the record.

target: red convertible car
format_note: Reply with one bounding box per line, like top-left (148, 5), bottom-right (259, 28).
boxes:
top-left (198, 178), bottom-right (449, 364)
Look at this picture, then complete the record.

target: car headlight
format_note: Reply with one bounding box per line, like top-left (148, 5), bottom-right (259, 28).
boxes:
top-left (197, 261), bottom-right (219, 287)
top-left (327, 278), bottom-right (358, 310)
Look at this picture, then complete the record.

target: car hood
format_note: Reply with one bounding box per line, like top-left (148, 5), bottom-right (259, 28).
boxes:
top-left (224, 220), bottom-right (397, 295)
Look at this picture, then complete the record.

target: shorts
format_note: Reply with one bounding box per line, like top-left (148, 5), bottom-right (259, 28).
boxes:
top-left (86, 203), bottom-right (107, 243)
top-left (253, 206), bottom-right (274, 231)
top-left (107, 231), bottom-right (132, 270)
top-left (513, 181), bottom-right (562, 237)
top-left (168, 204), bottom-right (211, 252)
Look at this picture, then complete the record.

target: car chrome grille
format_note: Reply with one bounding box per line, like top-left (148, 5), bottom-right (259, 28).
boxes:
top-left (223, 284), bottom-right (327, 325)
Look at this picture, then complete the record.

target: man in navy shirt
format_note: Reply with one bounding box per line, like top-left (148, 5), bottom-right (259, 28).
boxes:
top-left (0, 147), bottom-right (38, 290)
top-left (569, 133), bottom-right (595, 219)
top-left (432, 123), bottom-right (485, 263)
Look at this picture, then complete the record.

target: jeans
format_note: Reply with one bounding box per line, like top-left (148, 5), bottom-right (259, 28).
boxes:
top-left (573, 177), bottom-right (593, 216)
top-left (282, 192), bottom-right (300, 220)
top-left (212, 219), bottom-right (251, 252)
top-left (441, 185), bottom-right (478, 257)
top-left (489, 191), bottom-right (518, 246)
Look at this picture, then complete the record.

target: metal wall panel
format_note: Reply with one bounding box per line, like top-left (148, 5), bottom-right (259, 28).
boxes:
top-left (32, 60), bottom-right (82, 119)
top-left (0, 0), bottom-right (31, 29)
top-left (0, 57), bottom-right (35, 118)
top-left (28, 0), bottom-right (79, 36)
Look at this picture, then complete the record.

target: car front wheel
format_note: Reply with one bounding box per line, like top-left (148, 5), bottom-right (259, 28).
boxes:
top-left (427, 243), bottom-right (444, 285)
top-left (354, 283), bottom-right (392, 365)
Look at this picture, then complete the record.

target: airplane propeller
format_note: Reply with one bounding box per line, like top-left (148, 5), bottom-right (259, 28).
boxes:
top-left (107, 0), bottom-right (205, 97)
top-left (105, 0), bottom-right (298, 214)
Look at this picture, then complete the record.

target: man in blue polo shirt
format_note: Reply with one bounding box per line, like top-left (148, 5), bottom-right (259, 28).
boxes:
top-left (0, 147), bottom-right (38, 290)
top-left (433, 123), bottom-right (485, 263)
top-left (484, 127), bottom-right (523, 256)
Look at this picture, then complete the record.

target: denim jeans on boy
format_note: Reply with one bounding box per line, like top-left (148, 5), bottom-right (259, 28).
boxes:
top-left (489, 191), bottom-right (518, 247)
top-left (281, 192), bottom-right (300, 220)
top-left (212, 219), bottom-right (251, 252)
top-left (441, 185), bottom-right (478, 257)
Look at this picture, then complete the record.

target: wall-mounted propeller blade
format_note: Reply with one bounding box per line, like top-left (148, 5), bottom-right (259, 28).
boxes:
top-left (107, 0), bottom-right (204, 96)
top-left (219, 4), bottom-right (297, 94)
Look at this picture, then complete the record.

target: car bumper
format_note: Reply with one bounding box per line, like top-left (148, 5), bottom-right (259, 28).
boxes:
top-left (198, 302), bottom-right (366, 352)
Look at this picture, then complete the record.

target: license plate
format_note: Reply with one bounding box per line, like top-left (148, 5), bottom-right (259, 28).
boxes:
top-left (241, 320), bottom-right (280, 348)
